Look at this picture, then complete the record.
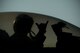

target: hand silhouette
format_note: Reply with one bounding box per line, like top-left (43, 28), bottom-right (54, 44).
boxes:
top-left (36, 21), bottom-right (48, 33)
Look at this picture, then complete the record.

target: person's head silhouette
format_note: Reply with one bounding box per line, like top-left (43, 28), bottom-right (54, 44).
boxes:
top-left (13, 14), bottom-right (34, 34)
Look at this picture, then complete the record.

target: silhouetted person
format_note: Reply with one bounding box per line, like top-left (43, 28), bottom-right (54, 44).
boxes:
top-left (0, 29), bottom-right (9, 49)
top-left (9, 14), bottom-right (48, 49)
top-left (51, 22), bottom-right (80, 51)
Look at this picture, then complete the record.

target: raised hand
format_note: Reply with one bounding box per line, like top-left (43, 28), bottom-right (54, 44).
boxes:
top-left (36, 21), bottom-right (48, 33)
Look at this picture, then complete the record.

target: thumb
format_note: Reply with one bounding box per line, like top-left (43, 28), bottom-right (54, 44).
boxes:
top-left (36, 23), bottom-right (39, 27)
top-left (45, 21), bottom-right (49, 26)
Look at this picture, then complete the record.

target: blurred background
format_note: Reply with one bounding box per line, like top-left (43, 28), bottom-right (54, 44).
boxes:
top-left (0, 0), bottom-right (80, 28)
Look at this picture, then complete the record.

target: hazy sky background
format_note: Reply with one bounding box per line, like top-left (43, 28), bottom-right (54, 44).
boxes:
top-left (0, 0), bottom-right (80, 28)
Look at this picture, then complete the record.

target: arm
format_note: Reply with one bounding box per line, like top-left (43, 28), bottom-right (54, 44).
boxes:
top-left (34, 21), bottom-right (48, 48)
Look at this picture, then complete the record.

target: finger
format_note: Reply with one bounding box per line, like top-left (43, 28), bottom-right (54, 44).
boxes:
top-left (45, 21), bottom-right (49, 26)
top-left (36, 23), bottom-right (39, 27)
